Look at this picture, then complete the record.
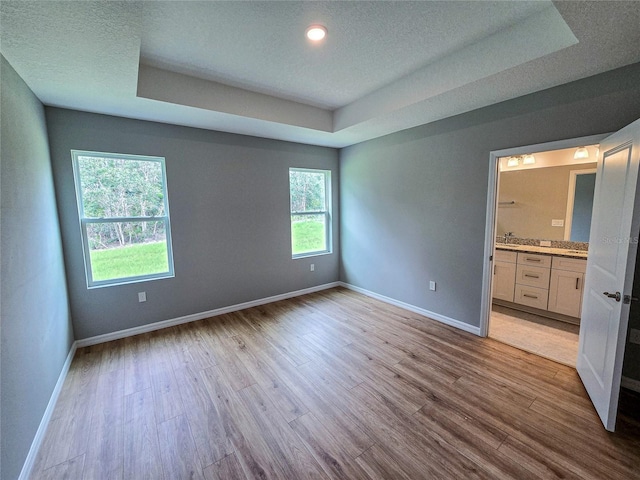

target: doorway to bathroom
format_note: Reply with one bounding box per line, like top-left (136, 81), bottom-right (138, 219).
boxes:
top-left (483, 136), bottom-right (604, 367)
top-left (481, 120), bottom-right (640, 432)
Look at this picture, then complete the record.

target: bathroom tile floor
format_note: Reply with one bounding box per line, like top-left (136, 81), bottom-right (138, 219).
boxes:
top-left (489, 304), bottom-right (579, 367)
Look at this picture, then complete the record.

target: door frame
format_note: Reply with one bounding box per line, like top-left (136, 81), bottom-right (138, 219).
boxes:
top-left (479, 133), bottom-right (610, 337)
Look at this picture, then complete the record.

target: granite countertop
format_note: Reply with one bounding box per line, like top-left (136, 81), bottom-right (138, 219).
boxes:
top-left (495, 243), bottom-right (588, 259)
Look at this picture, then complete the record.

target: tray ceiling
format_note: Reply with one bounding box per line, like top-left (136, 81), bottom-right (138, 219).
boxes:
top-left (1, 1), bottom-right (639, 147)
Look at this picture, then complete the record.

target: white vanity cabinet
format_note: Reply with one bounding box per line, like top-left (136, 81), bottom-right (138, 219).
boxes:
top-left (493, 250), bottom-right (517, 302)
top-left (548, 257), bottom-right (587, 318)
top-left (493, 247), bottom-right (587, 322)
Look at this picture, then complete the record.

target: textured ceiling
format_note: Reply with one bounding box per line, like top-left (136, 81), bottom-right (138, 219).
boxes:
top-left (1, 1), bottom-right (639, 148)
top-left (140, 1), bottom-right (549, 109)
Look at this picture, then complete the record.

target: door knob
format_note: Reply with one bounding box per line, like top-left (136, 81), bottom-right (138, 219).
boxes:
top-left (603, 291), bottom-right (621, 302)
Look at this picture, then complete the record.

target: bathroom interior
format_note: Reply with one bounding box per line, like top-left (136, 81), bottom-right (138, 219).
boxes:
top-left (490, 144), bottom-right (599, 366)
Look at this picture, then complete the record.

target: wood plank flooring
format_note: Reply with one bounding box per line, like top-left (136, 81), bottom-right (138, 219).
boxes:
top-left (30, 287), bottom-right (640, 479)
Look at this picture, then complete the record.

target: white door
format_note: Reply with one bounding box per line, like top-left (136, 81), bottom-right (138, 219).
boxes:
top-left (577, 119), bottom-right (640, 431)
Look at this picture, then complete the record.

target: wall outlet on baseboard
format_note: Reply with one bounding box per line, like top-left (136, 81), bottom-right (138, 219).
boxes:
top-left (429, 281), bottom-right (436, 291)
top-left (629, 328), bottom-right (640, 345)
top-left (138, 292), bottom-right (146, 303)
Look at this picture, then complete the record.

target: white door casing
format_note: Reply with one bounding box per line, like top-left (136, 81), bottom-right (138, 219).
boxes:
top-left (577, 119), bottom-right (640, 431)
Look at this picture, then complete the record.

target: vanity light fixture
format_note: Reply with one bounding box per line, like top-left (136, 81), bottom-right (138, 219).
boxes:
top-left (522, 154), bottom-right (536, 165)
top-left (574, 146), bottom-right (589, 159)
top-left (506, 157), bottom-right (519, 167)
top-left (305, 25), bottom-right (327, 42)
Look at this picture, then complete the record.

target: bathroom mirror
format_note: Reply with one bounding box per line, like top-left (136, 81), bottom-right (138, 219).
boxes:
top-left (497, 162), bottom-right (597, 242)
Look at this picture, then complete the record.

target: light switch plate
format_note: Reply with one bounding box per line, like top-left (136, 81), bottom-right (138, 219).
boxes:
top-left (429, 281), bottom-right (436, 291)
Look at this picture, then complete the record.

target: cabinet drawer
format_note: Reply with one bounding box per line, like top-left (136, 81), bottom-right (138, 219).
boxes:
top-left (551, 256), bottom-right (587, 273)
top-left (514, 284), bottom-right (549, 309)
top-left (516, 264), bottom-right (550, 289)
top-left (517, 252), bottom-right (552, 268)
top-left (495, 250), bottom-right (517, 263)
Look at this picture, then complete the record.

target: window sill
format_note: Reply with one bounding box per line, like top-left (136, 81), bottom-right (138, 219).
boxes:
top-left (87, 272), bottom-right (174, 289)
top-left (292, 250), bottom-right (332, 260)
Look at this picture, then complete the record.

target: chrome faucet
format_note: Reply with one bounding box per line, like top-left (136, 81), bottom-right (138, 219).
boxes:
top-left (503, 232), bottom-right (514, 244)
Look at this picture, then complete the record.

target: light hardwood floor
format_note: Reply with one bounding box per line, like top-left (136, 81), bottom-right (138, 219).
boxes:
top-left (30, 287), bottom-right (640, 479)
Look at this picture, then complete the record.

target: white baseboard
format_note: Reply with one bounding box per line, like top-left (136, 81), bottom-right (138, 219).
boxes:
top-left (621, 375), bottom-right (640, 393)
top-left (339, 282), bottom-right (482, 336)
top-left (76, 282), bottom-right (341, 347)
top-left (18, 341), bottom-right (78, 480)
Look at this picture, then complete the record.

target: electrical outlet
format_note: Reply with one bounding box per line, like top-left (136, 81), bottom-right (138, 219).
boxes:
top-left (429, 281), bottom-right (436, 291)
top-left (310, 264), bottom-right (315, 272)
top-left (138, 292), bottom-right (146, 303)
top-left (630, 328), bottom-right (640, 345)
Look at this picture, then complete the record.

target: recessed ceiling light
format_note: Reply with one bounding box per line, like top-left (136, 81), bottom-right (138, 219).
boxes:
top-left (306, 25), bottom-right (327, 42)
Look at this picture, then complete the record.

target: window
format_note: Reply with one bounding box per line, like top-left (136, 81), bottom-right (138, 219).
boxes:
top-left (289, 168), bottom-right (331, 257)
top-left (71, 150), bottom-right (174, 287)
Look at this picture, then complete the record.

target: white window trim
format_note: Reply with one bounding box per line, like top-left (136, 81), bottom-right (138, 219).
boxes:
top-left (71, 150), bottom-right (175, 288)
top-left (290, 167), bottom-right (332, 259)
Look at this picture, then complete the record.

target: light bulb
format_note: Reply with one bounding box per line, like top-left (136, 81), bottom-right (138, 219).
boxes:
top-left (574, 147), bottom-right (589, 159)
top-left (306, 25), bottom-right (327, 42)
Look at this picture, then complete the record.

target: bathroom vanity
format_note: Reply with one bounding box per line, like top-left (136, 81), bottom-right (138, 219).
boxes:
top-left (493, 244), bottom-right (587, 324)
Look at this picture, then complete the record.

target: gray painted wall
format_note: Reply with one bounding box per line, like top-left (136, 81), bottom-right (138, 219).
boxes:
top-left (339, 63), bottom-right (640, 378)
top-left (1, 56), bottom-right (74, 480)
top-left (46, 109), bottom-right (339, 339)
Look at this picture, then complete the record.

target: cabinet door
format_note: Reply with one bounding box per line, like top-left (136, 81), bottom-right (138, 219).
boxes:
top-left (493, 261), bottom-right (516, 302)
top-left (548, 269), bottom-right (584, 317)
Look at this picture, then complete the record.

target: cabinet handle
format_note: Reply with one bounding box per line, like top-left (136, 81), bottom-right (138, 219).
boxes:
top-left (525, 258), bottom-right (541, 262)
top-left (576, 277), bottom-right (580, 290)
top-left (524, 274), bottom-right (540, 279)
top-left (523, 294), bottom-right (538, 299)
